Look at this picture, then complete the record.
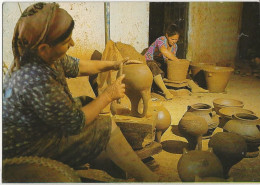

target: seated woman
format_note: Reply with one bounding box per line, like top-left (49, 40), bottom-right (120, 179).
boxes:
top-left (145, 24), bottom-right (208, 100)
top-left (3, 2), bottom-right (158, 182)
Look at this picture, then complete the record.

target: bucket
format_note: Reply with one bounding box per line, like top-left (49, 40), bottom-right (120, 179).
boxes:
top-left (167, 59), bottom-right (190, 81)
top-left (203, 66), bottom-right (234, 93)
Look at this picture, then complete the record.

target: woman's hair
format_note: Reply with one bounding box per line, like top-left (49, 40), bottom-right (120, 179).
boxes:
top-left (165, 24), bottom-right (180, 37)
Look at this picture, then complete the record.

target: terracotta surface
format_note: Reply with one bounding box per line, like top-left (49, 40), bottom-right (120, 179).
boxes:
top-left (178, 112), bottom-right (208, 150)
top-left (203, 66), bottom-right (234, 93)
top-left (208, 132), bottom-right (247, 177)
top-left (122, 64), bottom-right (153, 117)
top-left (187, 103), bottom-right (219, 137)
top-left (167, 59), bottom-right (190, 81)
top-left (223, 113), bottom-right (260, 157)
top-left (218, 107), bottom-right (255, 128)
top-left (177, 149), bottom-right (224, 182)
top-left (213, 98), bottom-right (244, 114)
top-left (153, 106), bottom-right (171, 143)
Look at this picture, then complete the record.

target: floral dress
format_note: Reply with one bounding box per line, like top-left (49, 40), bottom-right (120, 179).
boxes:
top-left (3, 55), bottom-right (111, 167)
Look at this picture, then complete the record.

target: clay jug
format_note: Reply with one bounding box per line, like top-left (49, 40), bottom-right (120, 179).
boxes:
top-left (218, 107), bottom-right (255, 128)
top-left (154, 106), bottom-right (171, 143)
top-left (177, 148), bottom-right (224, 182)
top-left (208, 132), bottom-right (247, 178)
top-left (121, 64), bottom-right (153, 118)
top-left (187, 103), bottom-right (219, 138)
top-left (203, 66), bottom-right (234, 93)
top-left (223, 113), bottom-right (260, 158)
top-left (167, 59), bottom-right (190, 81)
top-left (178, 112), bottom-right (208, 150)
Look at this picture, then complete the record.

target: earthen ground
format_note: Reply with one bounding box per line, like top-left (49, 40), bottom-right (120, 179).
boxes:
top-left (68, 72), bottom-right (260, 182)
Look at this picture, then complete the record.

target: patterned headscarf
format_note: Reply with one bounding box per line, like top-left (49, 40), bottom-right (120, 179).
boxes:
top-left (11, 2), bottom-right (74, 73)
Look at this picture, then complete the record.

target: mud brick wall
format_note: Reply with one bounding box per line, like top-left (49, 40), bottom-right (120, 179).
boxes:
top-left (187, 2), bottom-right (243, 66)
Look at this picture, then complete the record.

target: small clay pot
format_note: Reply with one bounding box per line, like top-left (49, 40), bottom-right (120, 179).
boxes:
top-left (208, 132), bottom-right (247, 178)
top-left (203, 66), bottom-right (234, 93)
top-left (178, 112), bottom-right (208, 150)
top-left (223, 113), bottom-right (260, 158)
top-left (154, 106), bottom-right (171, 143)
top-left (218, 107), bottom-right (255, 128)
top-left (213, 98), bottom-right (244, 115)
top-left (167, 59), bottom-right (190, 81)
top-left (177, 148), bottom-right (224, 182)
top-left (187, 103), bottom-right (219, 138)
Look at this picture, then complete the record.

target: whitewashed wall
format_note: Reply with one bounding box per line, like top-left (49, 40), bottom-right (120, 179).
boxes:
top-left (2, 2), bottom-right (149, 67)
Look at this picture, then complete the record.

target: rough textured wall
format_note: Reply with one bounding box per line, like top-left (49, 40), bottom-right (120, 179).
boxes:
top-left (59, 2), bottom-right (105, 60)
top-left (187, 2), bottom-right (243, 66)
top-left (110, 2), bottom-right (149, 53)
top-left (3, 2), bottom-right (149, 66)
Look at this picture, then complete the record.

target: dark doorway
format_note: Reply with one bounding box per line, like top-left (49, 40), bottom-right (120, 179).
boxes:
top-left (238, 2), bottom-right (260, 60)
top-left (149, 2), bottom-right (189, 59)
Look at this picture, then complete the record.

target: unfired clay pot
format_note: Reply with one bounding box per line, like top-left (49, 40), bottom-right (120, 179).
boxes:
top-left (223, 113), bottom-right (260, 158)
top-left (213, 98), bottom-right (244, 115)
top-left (154, 106), bottom-right (171, 143)
top-left (178, 112), bottom-right (208, 150)
top-left (177, 148), bottom-right (224, 182)
top-left (187, 103), bottom-right (219, 138)
top-left (190, 62), bottom-right (215, 89)
top-left (208, 132), bottom-right (247, 178)
top-left (122, 64), bottom-right (153, 117)
top-left (218, 107), bottom-right (255, 128)
top-left (167, 59), bottom-right (190, 81)
top-left (203, 66), bottom-right (234, 93)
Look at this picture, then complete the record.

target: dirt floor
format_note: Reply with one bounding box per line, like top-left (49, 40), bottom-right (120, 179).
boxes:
top-left (68, 73), bottom-right (260, 182)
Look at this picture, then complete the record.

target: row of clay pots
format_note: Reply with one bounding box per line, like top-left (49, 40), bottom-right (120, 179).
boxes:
top-left (213, 98), bottom-right (260, 158)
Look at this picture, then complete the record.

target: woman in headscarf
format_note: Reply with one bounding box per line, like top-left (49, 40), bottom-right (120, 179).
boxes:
top-left (3, 2), bottom-right (158, 182)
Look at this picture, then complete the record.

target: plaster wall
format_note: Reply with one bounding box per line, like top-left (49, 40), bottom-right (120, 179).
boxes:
top-left (187, 2), bottom-right (243, 65)
top-left (2, 2), bottom-right (149, 68)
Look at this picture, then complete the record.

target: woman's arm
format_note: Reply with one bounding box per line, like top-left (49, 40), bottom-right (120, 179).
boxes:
top-left (81, 75), bottom-right (125, 124)
top-left (160, 45), bottom-right (180, 62)
top-left (78, 58), bottom-right (142, 76)
top-left (78, 60), bottom-right (120, 76)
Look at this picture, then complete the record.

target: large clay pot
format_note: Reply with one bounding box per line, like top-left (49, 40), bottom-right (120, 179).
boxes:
top-left (178, 112), bottom-right (208, 150)
top-left (190, 62), bottom-right (215, 89)
top-left (223, 113), bottom-right (260, 158)
top-left (203, 66), bottom-right (234, 93)
top-left (208, 132), bottom-right (247, 178)
top-left (167, 59), bottom-right (190, 81)
top-left (187, 103), bottom-right (219, 138)
top-left (122, 64), bottom-right (153, 117)
top-left (213, 98), bottom-right (244, 115)
top-left (177, 149), bottom-right (224, 182)
top-left (154, 106), bottom-right (171, 143)
top-left (218, 107), bottom-right (255, 128)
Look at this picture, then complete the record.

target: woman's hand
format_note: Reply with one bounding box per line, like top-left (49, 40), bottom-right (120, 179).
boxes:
top-left (103, 74), bottom-right (126, 102)
top-left (114, 58), bottom-right (143, 70)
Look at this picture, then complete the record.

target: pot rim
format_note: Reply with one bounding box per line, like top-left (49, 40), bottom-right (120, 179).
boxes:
top-left (219, 107), bottom-right (255, 118)
top-left (213, 98), bottom-right (244, 107)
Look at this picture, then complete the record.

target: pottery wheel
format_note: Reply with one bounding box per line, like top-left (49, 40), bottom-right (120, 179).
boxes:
top-left (163, 78), bottom-right (189, 88)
